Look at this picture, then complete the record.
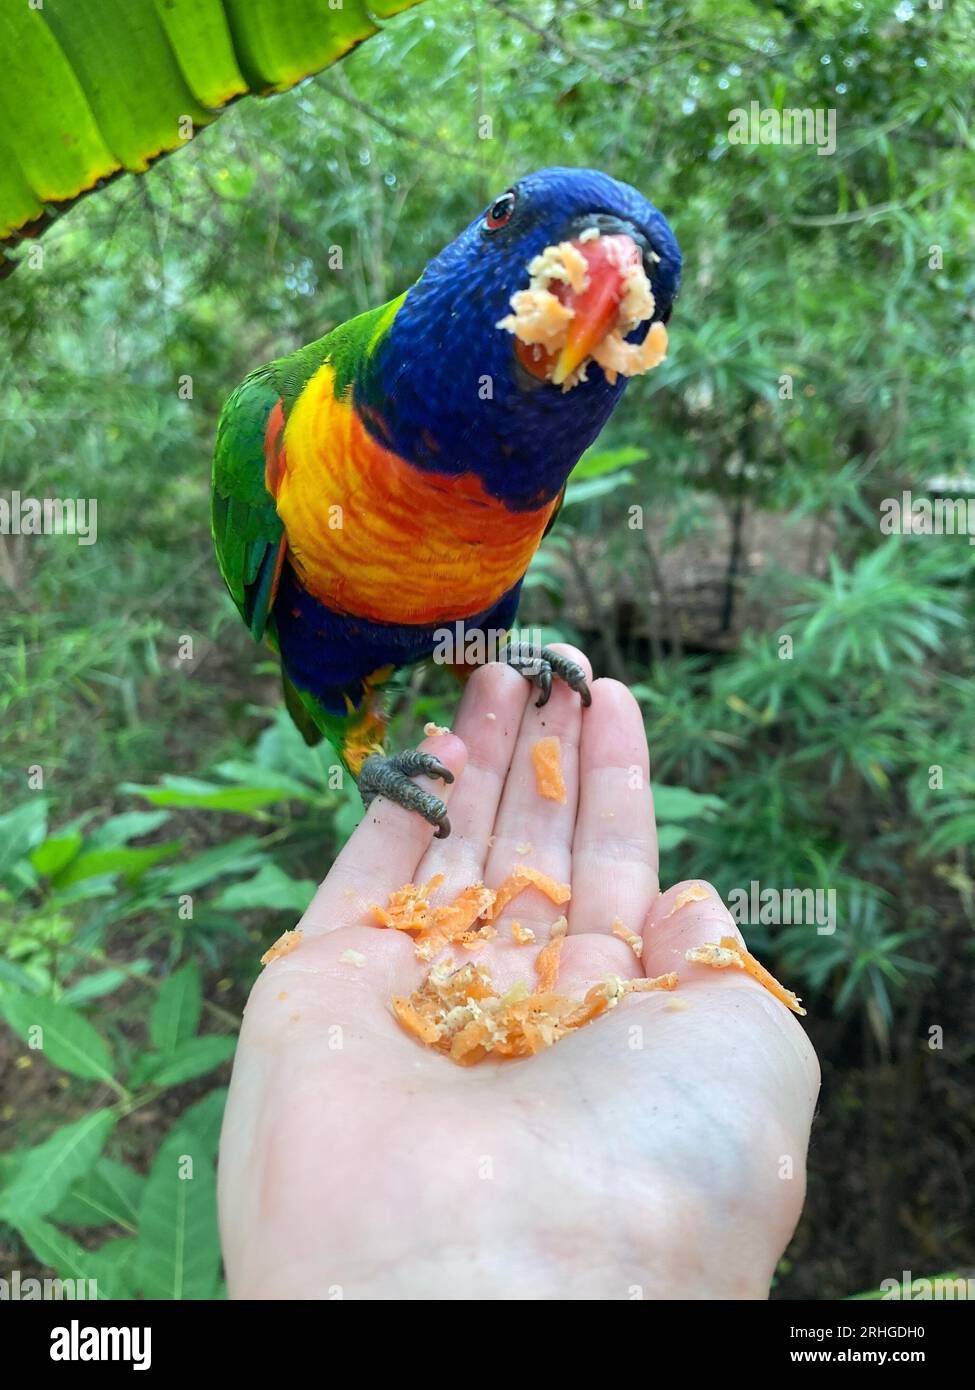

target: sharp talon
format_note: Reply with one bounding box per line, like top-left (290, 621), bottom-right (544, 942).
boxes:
top-left (425, 757), bottom-right (455, 784)
top-left (504, 643), bottom-right (590, 709)
top-left (357, 751), bottom-right (453, 836)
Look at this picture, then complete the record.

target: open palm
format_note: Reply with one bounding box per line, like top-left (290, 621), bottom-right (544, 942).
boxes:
top-left (219, 647), bottom-right (820, 1300)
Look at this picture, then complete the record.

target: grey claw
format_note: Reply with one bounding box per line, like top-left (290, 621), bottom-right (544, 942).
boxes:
top-left (503, 643), bottom-right (591, 709)
top-left (534, 668), bottom-right (553, 708)
top-left (358, 752), bottom-right (453, 837)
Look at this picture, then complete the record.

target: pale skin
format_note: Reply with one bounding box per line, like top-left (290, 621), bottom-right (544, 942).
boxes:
top-left (218, 646), bottom-right (820, 1300)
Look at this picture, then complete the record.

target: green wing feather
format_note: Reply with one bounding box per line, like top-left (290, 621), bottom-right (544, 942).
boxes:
top-left (210, 365), bottom-right (285, 641)
top-left (211, 297), bottom-right (407, 645)
top-left (211, 297), bottom-right (409, 763)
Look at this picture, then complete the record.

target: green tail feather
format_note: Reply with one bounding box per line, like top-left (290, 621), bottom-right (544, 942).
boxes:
top-left (281, 672), bottom-right (325, 748)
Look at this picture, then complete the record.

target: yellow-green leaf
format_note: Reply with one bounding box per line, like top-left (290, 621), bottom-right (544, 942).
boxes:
top-left (0, 0), bottom-right (426, 269)
top-left (0, 991), bottom-right (116, 1084)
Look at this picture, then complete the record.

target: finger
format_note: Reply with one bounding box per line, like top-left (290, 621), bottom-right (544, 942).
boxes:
top-left (641, 880), bottom-right (745, 977)
top-left (642, 882), bottom-right (818, 1074)
top-left (415, 660), bottom-right (532, 897)
top-left (568, 678), bottom-right (658, 939)
top-left (300, 733), bottom-right (467, 936)
top-left (484, 643), bottom-right (591, 940)
top-left (612, 953), bottom-right (820, 1292)
top-left (633, 880), bottom-right (820, 1257)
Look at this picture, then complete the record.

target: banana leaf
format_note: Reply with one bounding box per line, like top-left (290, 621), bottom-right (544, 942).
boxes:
top-left (0, 0), bottom-right (422, 274)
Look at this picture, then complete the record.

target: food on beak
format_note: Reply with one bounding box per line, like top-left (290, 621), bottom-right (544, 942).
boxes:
top-left (496, 229), bottom-right (668, 390)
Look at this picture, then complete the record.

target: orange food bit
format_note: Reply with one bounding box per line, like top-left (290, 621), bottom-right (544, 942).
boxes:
top-left (260, 928), bottom-right (303, 966)
top-left (626, 972), bottom-right (679, 993)
top-left (664, 883), bottom-right (711, 917)
top-left (611, 917), bottom-right (643, 956)
top-left (391, 952), bottom-right (675, 1066)
top-left (484, 864), bottom-right (571, 923)
top-left (414, 882), bottom-right (496, 960)
top-left (531, 735), bottom-right (567, 803)
top-left (457, 924), bottom-right (499, 952)
top-left (371, 873), bottom-right (445, 931)
top-left (534, 917), bottom-right (567, 991)
top-left (685, 935), bottom-right (805, 1015)
top-left (561, 982), bottom-right (615, 1029)
top-left (392, 996), bottom-right (442, 1045)
top-left (511, 922), bottom-right (535, 945)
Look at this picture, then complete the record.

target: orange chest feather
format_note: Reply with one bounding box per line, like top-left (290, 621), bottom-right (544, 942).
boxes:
top-left (271, 363), bottom-right (557, 626)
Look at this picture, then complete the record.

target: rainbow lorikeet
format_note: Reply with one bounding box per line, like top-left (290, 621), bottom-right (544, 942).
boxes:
top-left (212, 167), bottom-right (680, 836)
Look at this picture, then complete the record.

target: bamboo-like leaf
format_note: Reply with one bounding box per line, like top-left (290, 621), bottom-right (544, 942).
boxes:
top-left (52, 1157), bottom-right (145, 1232)
top-left (0, 991), bottom-right (116, 1084)
top-left (84, 1236), bottom-right (138, 1300)
top-left (150, 962), bottom-right (203, 1054)
top-left (175, 1089), bottom-right (229, 1156)
top-left (135, 1134), bottom-right (220, 1300)
top-left (15, 1217), bottom-right (106, 1296)
top-left (148, 1035), bottom-right (237, 1089)
top-left (213, 862), bottom-right (316, 913)
top-left (0, 1109), bottom-right (116, 1222)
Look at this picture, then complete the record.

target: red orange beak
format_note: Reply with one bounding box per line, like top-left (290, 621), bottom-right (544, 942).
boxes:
top-left (550, 233), bottom-right (642, 385)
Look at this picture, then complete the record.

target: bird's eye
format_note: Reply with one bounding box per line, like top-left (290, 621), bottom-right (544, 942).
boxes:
top-left (484, 190), bottom-right (516, 232)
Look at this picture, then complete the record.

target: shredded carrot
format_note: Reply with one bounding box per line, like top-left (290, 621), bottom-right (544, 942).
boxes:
top-left (392, 996), bottom-right (442, 1045)
top-left (371, 873), bottom-right (445, 931)
top-left (626, 972), bottom-right (679, 993)
top-left (260, 928), bottom-right (303, 966)
top-left (484, 864), bottom-right (571, 922)
top-left (534, 916), bottom-right (568, 991)
top-left (457, 923), bottom-right (498, 952)
top-left (685, 935), bottom-right (805, 1015)
top-left (414, 883), bottom-right (496, 960)
top-left (532, 735), bottom-right (567, 803)
top-left (379, 870), bottom-right (693, 1064)
top-left (664, 883), bottom-right (711, 917)
top-left (392, 960), bottom-right (653, 1066)
top-left (611, 917), bottom-right (644, 956)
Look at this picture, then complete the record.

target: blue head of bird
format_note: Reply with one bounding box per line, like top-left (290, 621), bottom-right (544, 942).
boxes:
top-left (365, 166), bottom-right (681, 510)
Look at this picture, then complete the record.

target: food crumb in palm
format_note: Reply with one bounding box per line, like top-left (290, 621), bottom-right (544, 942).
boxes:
top-left (686, 936), bottom-right (805, 1015)
top-left (611, 917), bottom-right (644, 956)
top-left (511, 921), bottom-right (535, 945)
top-left (665, 882), bottom-right (710, 916)
top-left (535, 916), bottom-right (568, 991)
top-left (532, 735), bottom-right (567, 803)
top-left (392, 958), bottom-right (665, 1066)
top-left (370, 869), bottom-right (571, 959)
top-left (423, 721), bottom-right (451, 737)
top-left (260, 928), bottom-right (303, 966)
top-left (484, 863), bottom-right (571, 922)
top-left (665, 995), bottom-right (691, 1012)
top-left (339, 949), bottom-right (366, 967)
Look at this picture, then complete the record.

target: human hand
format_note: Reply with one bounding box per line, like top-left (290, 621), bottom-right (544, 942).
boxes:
top-left (218, 647), bottom-right (820, 1300)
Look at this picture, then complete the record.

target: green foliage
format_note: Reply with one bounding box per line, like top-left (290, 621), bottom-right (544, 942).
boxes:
top-left (1, 0), bottom-right (973, 1301)
top-left (0, 0), bottom-right (426, 266)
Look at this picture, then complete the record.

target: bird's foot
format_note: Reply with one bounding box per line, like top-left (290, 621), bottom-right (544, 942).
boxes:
top-left (359, 750), bottom-right (454, 839)
top-left (500, 643), bottom-right (592, 709)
